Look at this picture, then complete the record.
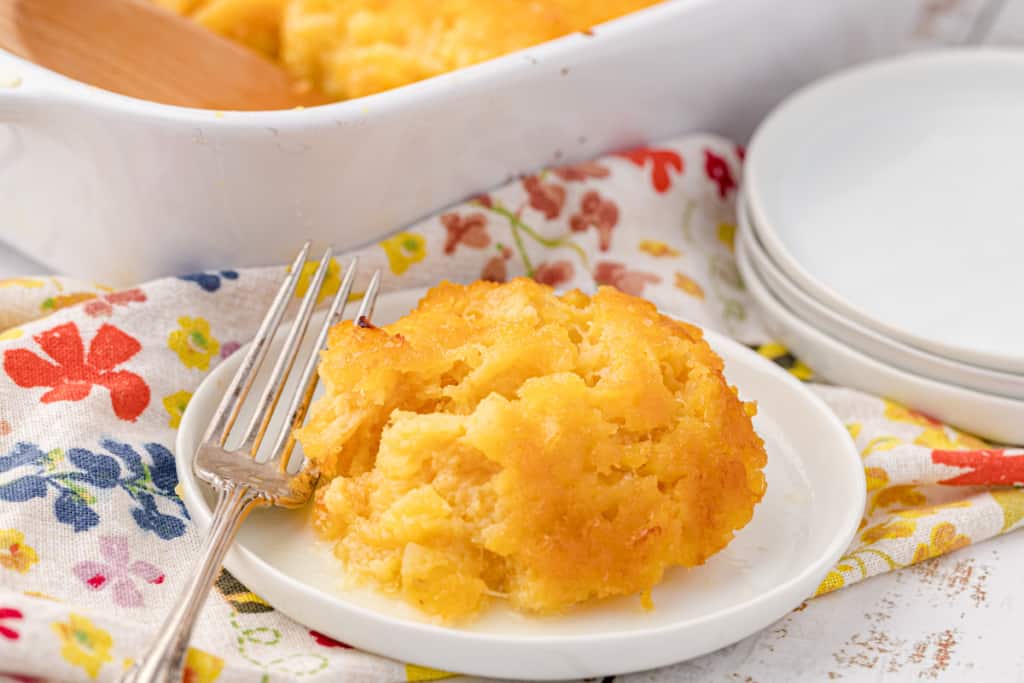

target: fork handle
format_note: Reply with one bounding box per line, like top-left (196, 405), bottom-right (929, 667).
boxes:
top-left (121, 483), bottom-right (259, 683)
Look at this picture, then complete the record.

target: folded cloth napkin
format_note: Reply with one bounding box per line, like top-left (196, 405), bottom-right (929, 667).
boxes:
top-left (0, 134), bottom-right (1021, 683)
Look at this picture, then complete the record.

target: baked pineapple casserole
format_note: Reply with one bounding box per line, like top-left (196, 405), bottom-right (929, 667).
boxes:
top-left (158, 0), bottom-right (662, 99)
top-left (296, 279), bottom-right (767, 621)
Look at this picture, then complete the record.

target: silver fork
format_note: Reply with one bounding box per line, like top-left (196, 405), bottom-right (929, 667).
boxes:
top-left (122, 243), bottom-right (381, 683)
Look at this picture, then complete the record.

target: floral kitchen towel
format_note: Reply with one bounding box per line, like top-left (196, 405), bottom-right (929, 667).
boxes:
top-left (0, 134), bottom-right (1022, 683)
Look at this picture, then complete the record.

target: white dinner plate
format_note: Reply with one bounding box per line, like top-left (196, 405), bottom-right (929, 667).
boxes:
top-left (745, 50), bottom-right (1024, 374)
top-left (737, 231), bottom-right (1024, 445)
top-left (176, 288), bottom-right (864, 680)
top-left (739, 198), bottom-right (1024, 400)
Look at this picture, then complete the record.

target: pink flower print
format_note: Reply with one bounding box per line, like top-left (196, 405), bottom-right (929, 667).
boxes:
top-left (594, 261), bottom-right (662, 297)
top-left (570, 191), bottom-right (619, 251)
top-left (220, 341), bottom-right (241, 359)
top-left (523, 176), bottom-right (566, 220)
top-left (553, 161), bottom-right (610, 182)
top-left (0, 607), bottom-right (22, 640)
top-left (441, 212), bottom-right (490, 254)
top-left (83, 289), bottom-right (147, 318)
top-left (481, 246), bottom-right (513, 283)
top-left (704, 149), bottom-right (736, 199)
top-left (73, 536), bottom-right (165, 608)
top-left (534, 260), bottom-right (575, 288)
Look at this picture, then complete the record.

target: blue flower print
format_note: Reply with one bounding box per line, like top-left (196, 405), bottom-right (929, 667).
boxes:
top-left (132, 491), bottom-right (186, 540)
top-left (177, 269), bottom-right (239, 293)
top-left (55, 487), bottom-right (100, 532)
top-left (0, 439), bottom-right (190, 538)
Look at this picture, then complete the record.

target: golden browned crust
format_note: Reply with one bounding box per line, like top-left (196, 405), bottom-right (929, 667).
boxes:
top-left (296, 278), bottom-right (767, 621)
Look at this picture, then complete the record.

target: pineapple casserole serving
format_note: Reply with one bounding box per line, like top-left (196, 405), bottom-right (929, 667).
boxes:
top-left (157, 0), bottom-right (662, 100)
top-left (295, 279), bottom-right (767, 621)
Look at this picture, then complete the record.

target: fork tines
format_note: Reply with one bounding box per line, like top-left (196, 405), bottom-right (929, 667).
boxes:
top-left (198, 242), bottom-right (380, 493)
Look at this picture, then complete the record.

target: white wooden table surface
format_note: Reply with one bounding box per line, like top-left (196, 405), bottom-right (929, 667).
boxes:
top-left (1, 2), bottom-right (1021, 682)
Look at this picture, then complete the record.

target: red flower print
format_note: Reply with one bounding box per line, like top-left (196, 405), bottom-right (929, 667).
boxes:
top-left (310, 630), bottom-right (352, 648)
top-left (570, 191), bottom-right (619, 251)
top-left (473, 194), bottom-right (493, 209)
top-left (735, 144), bottom-right (746, 161)
top-left (534, 260), bottom-right (575, 288)
top-left (616, 147), bottom-right (683, 193)
top-left (481, 246), bottom-right (513, 283)
top-left (594, 261), bottom-right (661, 297)
top-left (83, 288), bottom-right (147, 318)
top-left (0, 607), bottom-right (22, 640)
top-left (441, 212), bottom-right (491, 255)
top-left (933, 449), bottom-right (1024, 486)
top-left (523, 176), bottom-right (566, 220)
top-left (704, 149), bottom-right (736, 199)
top-left (3, 322), bottom-right (150, 421)
top-left (553, 161), bottom-right (610, 182)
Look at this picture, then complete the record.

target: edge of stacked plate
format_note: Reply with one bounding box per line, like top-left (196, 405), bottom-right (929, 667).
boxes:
top-left (737, 49), bottom-right (1024, 444)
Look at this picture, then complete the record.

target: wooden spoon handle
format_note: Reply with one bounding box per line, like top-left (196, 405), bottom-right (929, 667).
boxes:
top-left (0, 0), bottom-right (322, 111)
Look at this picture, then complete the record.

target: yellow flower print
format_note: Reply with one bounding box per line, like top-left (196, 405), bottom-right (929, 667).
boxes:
top-left (381, 232), bottom-right (426, 275)
top-left (789, 362), bottom-right (813, 381)
top-left (717, 222), bottom-right (736, 251)
top-left (0, 328), bottom-right (23, 342)
top-left (870, 485), bottom-right (926, 513)
top-left (991, 488), bottom-right (1024, 532)
top-left (162, 390), bottom-right (193, 429)
top-left (184, 647), bottom-right (224, 683)
top-left (862, 436), bottom-right (902, 457)
top-left (846, 422), bottom-right (862, 440)
top-left (864, 467), bottom-right (889, 491)
top-left (0, 277), bottom-right (44, 289)
top-left (911, 522), bottom-right (970, 564)
top-left (914, 427), bottom-right (987, 451)
top-left (638, 240), bottom-right (680, 258)
top-left (756, 342), bottom-right (814, 380)
top-left (40, 292), bottom-right (98, 313)
top-left (894, 500), bottom-right (972, 519)
top-left (953, 431), bottom-right (987, 449)
top-left (406, 664), bottom-right (456, 681)
top-left (673, 272), bottom-right (705, 299)
top-left (24, 590), bottom-right (60, 601)
top-left (883, 400), bottom-right (941, 428)
top-left (168, 317), bottom-right (221, 371)
top-left (0, 529), bottom-right (38, 573)
top-left (52, 613), bottom-right (113, 679)
top-left (814, 569), bottom-right (845, 596)
top-left (293, 257), bottom-right (341, 304)
top-left (860, 519), bottom-right (915, 544)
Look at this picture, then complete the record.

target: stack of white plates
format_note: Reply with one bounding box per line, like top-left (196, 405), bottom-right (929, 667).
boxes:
top-left (739, 50), bottom-right (1024, 445)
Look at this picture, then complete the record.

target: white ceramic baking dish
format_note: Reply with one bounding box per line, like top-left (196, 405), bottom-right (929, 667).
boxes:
top-left (0, 0), bottom-right (920, 284)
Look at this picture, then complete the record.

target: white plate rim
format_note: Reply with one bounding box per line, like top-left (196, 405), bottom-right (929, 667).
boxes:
top-left (736, 227), bottom-right (1024, 446)
top-left (744, 48), bottom-right (1024, 374)
top-left (175, 287), bottom-right (865, 678)
top-left (738, 195), bottom-right (1024, 400)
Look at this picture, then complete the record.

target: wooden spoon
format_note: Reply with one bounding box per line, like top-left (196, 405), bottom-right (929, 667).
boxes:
top-left (0, 0), bottom-right (324, 110)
